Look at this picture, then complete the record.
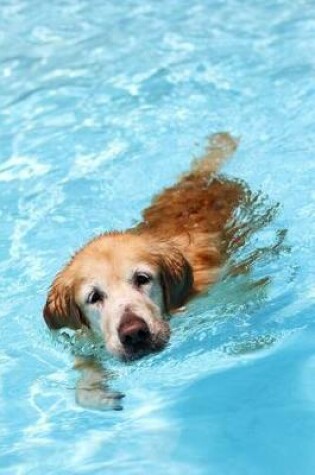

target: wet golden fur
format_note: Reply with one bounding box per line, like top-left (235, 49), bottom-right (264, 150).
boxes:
top-left (43, 132), bottom-right (244, 361)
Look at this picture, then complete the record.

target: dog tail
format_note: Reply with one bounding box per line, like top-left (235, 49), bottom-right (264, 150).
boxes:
top-left (191, 132), bottom-right (239, 174)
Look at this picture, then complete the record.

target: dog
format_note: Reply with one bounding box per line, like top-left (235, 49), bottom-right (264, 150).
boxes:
top-left (43, 132), bottom-right (245, 409)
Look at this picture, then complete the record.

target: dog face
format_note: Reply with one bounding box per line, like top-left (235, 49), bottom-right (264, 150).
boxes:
top-left (43, 233), bottom-right (193, 360)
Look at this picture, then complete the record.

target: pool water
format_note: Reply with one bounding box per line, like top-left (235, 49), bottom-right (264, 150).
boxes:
top-left (1, 0), bottom-right (315, 473)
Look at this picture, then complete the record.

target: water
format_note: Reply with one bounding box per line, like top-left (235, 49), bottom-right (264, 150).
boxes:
top-left (1, 0), bottom-right (315, 473)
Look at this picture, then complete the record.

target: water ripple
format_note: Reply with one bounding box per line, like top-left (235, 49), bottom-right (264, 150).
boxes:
top-left (1, 0), bottom-right (315, 473)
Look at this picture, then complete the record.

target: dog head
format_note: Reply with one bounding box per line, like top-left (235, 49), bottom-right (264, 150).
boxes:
top-left (43, 232), bottom-right (193, 360)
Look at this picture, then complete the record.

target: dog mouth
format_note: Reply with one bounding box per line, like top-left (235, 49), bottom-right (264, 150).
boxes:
top-left (116, 313), bottom-right (170, 362)
top-left (120, 332), bottom-right (170, 362)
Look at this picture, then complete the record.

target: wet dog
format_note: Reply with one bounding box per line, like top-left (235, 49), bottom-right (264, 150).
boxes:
top-left (43, 132), bottom-right (245, 409)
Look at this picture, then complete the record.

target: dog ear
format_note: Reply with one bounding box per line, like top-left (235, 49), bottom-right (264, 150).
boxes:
top-left (158, 245), bottom-right (194, 312)
top-left (43, 276), bottom-right (87, 330)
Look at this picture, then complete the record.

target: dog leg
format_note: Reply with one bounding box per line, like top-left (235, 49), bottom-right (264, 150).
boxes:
top-left (74, 357), bottom-right (125, 411)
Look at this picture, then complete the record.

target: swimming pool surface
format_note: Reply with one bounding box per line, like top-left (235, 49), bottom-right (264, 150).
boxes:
top-left (1, 0), bottom-right (315, 473)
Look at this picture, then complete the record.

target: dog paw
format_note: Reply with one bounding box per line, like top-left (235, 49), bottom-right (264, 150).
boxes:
top-left (76, 387), bottom-right (125, 411)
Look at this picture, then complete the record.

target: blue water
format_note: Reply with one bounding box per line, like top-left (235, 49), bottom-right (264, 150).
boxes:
top-left (1, 0), bottom-right (315, 473)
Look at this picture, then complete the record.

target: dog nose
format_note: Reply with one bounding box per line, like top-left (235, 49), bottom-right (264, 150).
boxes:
top-left (118, 314), bottom-right (150, 348)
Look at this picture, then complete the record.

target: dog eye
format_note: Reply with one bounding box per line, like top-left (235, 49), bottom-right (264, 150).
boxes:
top-left (134, 272), bottom-right (152, 287)
top-left (87, 289), bottom-right (104, 304)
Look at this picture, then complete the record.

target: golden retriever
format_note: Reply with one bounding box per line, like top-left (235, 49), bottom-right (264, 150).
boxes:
top-left (43, 132), bottom-right (248, 409)
top-left (44, 132), bottom-right (244, 362)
